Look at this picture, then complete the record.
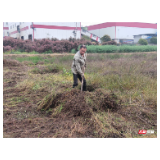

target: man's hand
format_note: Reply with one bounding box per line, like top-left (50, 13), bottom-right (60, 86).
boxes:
top-left (81, 73), bottom-right (84, 79)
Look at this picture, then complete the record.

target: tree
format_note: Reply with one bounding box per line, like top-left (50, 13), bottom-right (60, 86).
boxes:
top-left (138, 39), bottom-right (148, 45)
top-left (82, 35), bottom-right (91, 41)
top-left (150, 37), bottom-right (157, 44)
top-left (100, 35), bottom-right (111, 42)
top-left (81, 27), bottom-right (88, 31)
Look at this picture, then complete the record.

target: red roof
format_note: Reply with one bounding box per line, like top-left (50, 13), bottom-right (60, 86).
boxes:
top-left (88, 22), bottom-right (157, 30)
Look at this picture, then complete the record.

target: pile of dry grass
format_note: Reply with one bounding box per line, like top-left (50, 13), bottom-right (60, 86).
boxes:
top-left (3, 59), bottom-right (24, 67)
top-left (38, 88), bottom-right (121, 118)
top-left (37, 88), bottom-right (124, 137)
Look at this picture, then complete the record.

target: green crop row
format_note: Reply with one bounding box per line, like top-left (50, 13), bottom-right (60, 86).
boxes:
top-left (86, 45), bottom-right (157, 53)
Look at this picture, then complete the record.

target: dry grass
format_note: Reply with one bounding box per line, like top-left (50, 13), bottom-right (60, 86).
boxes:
top-left (3, 52), bottom-right (157, 138)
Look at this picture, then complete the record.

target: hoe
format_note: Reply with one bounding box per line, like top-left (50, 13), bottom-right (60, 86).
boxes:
top-left (81, 52), bottom-right (87, 92)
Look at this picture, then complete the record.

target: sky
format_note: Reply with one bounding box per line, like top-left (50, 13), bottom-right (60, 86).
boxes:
top-left (81, 22), bottom-right (157, 27)
top-left (6, 22), bottom-right (156, 27)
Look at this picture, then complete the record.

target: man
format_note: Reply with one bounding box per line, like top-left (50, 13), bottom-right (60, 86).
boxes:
top-left (71, 45), bottom-right (87, 91)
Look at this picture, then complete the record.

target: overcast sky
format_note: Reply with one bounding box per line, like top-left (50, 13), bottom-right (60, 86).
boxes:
top-left (81, 22), bottom-right (157, 27)
top-left (6, 22), bottom-right (156, 27)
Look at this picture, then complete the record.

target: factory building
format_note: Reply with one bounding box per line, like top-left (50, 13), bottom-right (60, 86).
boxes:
top-left (9, 22), bottom-right (32, 40)
top-left (87, 22), bottom-right (157, 43)
top-left (3, 22), bottom-right (9, 38)
top-left (8, 22), bottom-right (81, 41)
top-left (134, 32), bottom-right (157, 43)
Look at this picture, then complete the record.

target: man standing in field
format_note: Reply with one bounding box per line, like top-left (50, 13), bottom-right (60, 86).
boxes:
top-left (71, 45), bottom-right (87, 91)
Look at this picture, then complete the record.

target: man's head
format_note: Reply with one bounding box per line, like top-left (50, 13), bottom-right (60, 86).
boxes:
top-left (80, 45), bottom-right (87, 56)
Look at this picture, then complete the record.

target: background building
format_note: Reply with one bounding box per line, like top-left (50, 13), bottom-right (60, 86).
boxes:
top-left (134, 32), bottom-right (157, 43)
top-left (8, 22), bottom-right (81, 41)
top-left (87, 22), bottom-right (157, 43)
top-left (3, 22), bottom-right (9, 38)
top-left (3, 22), bottom-right (157, 44)
top-left (9, 22), bottom-right (32, 40)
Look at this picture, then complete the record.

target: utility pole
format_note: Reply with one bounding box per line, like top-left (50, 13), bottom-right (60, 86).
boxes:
top-left (76, 22), bottom-right (77, 39)
top-left (73, 22), bottom-right (77, 39)
top-left (17, 23), bottom-right (21, 40)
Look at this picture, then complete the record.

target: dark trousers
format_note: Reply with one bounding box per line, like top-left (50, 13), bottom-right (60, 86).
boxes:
top-left (73, 73), bottom-right (86, 91)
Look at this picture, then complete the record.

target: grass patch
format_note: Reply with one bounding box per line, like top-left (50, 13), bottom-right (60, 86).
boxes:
top-left (16, 56), bottom-right (44, 64)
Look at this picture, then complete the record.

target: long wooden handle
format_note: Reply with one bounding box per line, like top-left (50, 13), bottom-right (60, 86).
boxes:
top-left (81, 52), bottom-right (87, 92)
top-left (81, 78), bottom-right (83, 92)
top-left (81, 67), bottom-right (85, 92)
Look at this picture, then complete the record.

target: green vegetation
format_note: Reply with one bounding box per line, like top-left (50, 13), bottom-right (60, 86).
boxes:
top-left (150, 37), bottom-right (157, 44)
top-left (4, 45), bottom-right (157, 54)
top-left (81, 27), bottom-right (88, 31)
top-left (16, 56), bottom-right (44, 64)
top-left (71, 49), bottom-right (76, 53)
top-left (82, 35), bottom-right (91, 41)
top-left (4, 50), bottom-right (39, 54)
top-left (138, 38), bottom-right (148, 45)
top-left (86, 45), bottom-right (157, 53)
top-left (118, 45), bottom-right (156, 52)
top-left (100, 35), bottom-right (111, 42)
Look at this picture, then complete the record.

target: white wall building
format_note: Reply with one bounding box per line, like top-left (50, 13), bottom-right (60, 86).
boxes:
top-left (134, 33), bottom-right (157, 43)
top-left (9, 22), bottom-right (32, 40)
top-left (3, 22), bottom-right (9, 38)
top-left (87, 22), bottom-right (157, 43)
top-left (8, 22), bottom-right (81, 41)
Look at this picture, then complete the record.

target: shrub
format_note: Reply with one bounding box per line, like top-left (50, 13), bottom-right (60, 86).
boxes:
top-left (3, 37), bottom-right (157, 54)
top-left (69, 37), bottom-right (76, 42)
top-left (85, 45), bottom-right (156, 53)
top-left (81, 27), bottom-right (88, 31)
top-left (150, 37), bottom-right (157, 44)
top-left (36, 46), bottom-right (44, 53)
top-left (100, 35), bottom-right (111, 42)
top-left (91, 42), bottom-right (96, 45)
top-left (82, 35), bottom-right (91, 41)
top-left (138, 39), bottom-right (148, 45)
top-left (16, 48), bottom-right (25, 52)
top-left (51, 38), bottom-right (59, 41)
top-left (86, 45), bottom-right (118, 53)
top-left (102, 41), bottom-right (117, 45)
top-left (71, 49), bottom-right (76, 53)
top-left (3, 46), bottom-right (13, 52)
top-left (44, 50), bottom-right (52, 54)
top-left (119, 45), bottom-right (157, 52)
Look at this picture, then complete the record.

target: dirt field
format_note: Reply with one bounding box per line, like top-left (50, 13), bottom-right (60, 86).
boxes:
top-left (3, 52), bottom-right (157, 138)
top-left (3, 51), bottom-right (157, 57)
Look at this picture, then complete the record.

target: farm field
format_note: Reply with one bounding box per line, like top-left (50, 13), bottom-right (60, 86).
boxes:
top-left (3, 51), bottom-right (157, 56)
top-left (3, 52), bottom-right (157, 138)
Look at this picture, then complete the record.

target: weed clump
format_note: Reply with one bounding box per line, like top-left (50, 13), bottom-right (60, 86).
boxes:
top-left (38, 88), bottom-right (121, 117)
top-left (3, 59), bottom-right (24, 67)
